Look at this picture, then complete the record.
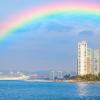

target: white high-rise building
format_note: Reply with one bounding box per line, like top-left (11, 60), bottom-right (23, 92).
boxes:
top-left (87, 48), bottom-right (93, 75)
top-left (93, 49), bottom-right (100, 75)
top-left (78, 41), bottom-right (88, 76)
top-left (77, 41), bottom-right (100, 76)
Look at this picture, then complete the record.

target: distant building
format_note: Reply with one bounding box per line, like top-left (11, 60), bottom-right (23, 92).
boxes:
top-left (49, 71), bottom-right (64, 80)
top-left (0, 72), bottom-right (29, 80)
top-left (49, 71), bottom-right (55, 80)
top-left (77, 41), bottom-right (100, 76)
top-left (57, 71), bottom-right (63, 79)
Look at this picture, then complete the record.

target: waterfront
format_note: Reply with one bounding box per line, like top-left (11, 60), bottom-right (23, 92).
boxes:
top-left (0, 81), bottom-right (100, 100)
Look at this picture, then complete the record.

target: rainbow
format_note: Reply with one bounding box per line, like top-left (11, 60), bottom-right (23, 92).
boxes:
top-left (0, 2), bottom-right (100, 40)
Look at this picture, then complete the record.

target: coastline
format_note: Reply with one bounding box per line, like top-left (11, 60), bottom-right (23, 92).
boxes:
top-left (66, 80), bottom-right (100, 83)
top-left (0, 79), bottom-right (100, 84)
top-left (25, 79), bottom-right (100, 83)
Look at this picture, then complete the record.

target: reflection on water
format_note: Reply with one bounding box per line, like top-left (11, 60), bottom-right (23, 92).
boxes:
top-left (77, 83), bottom-right (88, 96)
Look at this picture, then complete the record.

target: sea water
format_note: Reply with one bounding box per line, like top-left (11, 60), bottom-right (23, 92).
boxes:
top-left (0, 80), bottom-right (100, 100)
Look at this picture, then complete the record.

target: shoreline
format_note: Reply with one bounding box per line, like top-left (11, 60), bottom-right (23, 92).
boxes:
top-left (0, 79), bottom-right (100, 83)
top-left (66, 80), bottom-right (100, 83)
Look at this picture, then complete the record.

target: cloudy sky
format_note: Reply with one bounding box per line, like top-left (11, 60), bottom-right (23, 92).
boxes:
top-left (0, 0), bottom-right (100, 72)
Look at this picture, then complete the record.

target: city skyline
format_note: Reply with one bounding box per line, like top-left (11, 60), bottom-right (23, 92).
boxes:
top-left (0, 0), bottom-right (100, 72)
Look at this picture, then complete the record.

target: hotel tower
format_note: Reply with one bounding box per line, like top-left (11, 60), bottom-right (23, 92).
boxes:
top-left (77, 41), bottom-right (100, 76)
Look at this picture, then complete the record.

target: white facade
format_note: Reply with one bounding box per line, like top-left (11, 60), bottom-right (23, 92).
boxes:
top-left (87, 48), bottom-right (93, 74)
top-left (93, 50), bottom-right (100, 75)
top-left (49, 71), bottom-right (55, 80)
top-left (57, 71), bottom-right (63, 79)
top-left (78, 41), bottom-right (87, 76)
top-left (77, 41), bottom-right (100, 76)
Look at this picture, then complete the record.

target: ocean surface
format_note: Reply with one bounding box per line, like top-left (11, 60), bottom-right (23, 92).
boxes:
top-left (0, 81), bottom-right (100, 100)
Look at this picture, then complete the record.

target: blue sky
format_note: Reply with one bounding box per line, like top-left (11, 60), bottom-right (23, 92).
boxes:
top-left (0, 0), bottom-right (100, 72)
